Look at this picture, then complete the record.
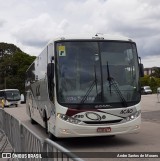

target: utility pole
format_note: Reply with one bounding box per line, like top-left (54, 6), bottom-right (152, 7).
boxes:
top-left (4, 70), bottom-right (7, 89)
top-left (4, 76), bottom-right (6, 89)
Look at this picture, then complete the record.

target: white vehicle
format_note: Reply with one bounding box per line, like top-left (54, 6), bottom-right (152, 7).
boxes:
top-left (25, 33), bottom-right (144, 139)
top-left (20, 94), bottom-right (25, 104)
top-left (0, 89), bottom-right (21, 107)
top-left (141, 86), bottom-right (152, 94)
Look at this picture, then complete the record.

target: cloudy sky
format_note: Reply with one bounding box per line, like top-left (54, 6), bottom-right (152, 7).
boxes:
top-left (0, 0), bottom-right (160, 67)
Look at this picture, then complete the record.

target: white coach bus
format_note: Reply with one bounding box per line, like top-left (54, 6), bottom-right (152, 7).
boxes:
top-left (25, 33), bottom-right (144, 139)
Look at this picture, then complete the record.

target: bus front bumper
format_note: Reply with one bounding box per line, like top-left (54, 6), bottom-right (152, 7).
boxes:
top-left (5, 100), bottom-right (20, 107)
top-left (55, 115), bottom-right (141, 138)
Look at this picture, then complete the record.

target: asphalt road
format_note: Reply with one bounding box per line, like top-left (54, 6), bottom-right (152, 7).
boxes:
top-left (1, 94), bottom-right (160, 161)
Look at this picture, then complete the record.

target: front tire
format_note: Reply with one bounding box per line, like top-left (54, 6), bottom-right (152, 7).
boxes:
top-left (44, 112), bottom-right (48, 134)
top-left (31, 118), bottom-right (36, 124)
top-left (107, 135), bottom-right (115, 137)
top-left (29, 105), bottom-right (36, 124)
top-left (48, 132), bottom-right (59, 141)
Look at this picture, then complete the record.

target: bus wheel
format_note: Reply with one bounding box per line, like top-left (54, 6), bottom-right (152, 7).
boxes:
top-left (44, 112), bottom-right (48, 134)
top-left (48, 132), bottom-right (59, 141)
top-left (29, 106), bottom-right (36, 124)
top-left (48, 132), bottom-right (54, 140)
top-left (107, 135), bottom-right (115, 138)
top-left (31, 118), bottom-right (36, 124)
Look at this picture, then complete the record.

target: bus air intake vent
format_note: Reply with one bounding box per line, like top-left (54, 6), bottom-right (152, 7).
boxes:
top-left (83, 119), bottom-right (122, 124)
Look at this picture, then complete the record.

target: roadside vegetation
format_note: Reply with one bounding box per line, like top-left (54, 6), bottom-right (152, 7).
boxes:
top-left (0, 42), bottom-right (36, 94)
top-left (140, 70), bottom-right (160, 93)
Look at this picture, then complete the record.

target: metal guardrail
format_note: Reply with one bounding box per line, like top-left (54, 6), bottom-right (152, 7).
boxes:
top-left (43, 139), bottom-right (83, 161)
top-left (0, 109), bottom-right (2, 129)
top-left (20, 124), bottom-right (43, 161)
top-left (0, 109), bottom-right (84, 161)
top-left (3, 110), bottom-right (21, 152)
top-left (0, 110), bottom-right (14, 157)
top-left (0, 129), bottom-right (9, 153)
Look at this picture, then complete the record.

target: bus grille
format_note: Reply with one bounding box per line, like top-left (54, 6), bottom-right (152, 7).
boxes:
top-left (83, 119), bottom-right (122, 124)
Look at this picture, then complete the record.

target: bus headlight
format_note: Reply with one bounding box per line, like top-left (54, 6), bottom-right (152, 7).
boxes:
top-left (57, 113), bottom-right (82, 124)
top-left (124, 110), bottom-right (141, 122)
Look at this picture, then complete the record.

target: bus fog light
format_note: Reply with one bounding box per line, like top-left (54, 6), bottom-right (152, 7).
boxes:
top-left (62, 129), bottom-right (67, 132)
top-left (57, 113), bottom-right (82, 124)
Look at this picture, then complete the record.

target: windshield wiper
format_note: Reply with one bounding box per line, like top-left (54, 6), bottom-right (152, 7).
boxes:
top-left (107, 62), bottom-right (112, 94)
top-left (80, 61), bottom-right (98, 104)
top-left (106, 61), bottom-right (128, 107)
top-left (80, 80), bottom-right (96, 104)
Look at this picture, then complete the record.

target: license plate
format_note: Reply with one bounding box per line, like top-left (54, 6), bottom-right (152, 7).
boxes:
top-left (97, 127), bottom-right (111, 133)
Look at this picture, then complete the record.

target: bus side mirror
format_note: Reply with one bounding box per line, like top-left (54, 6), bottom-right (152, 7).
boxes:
top-left (47, 63), bottom-right (54, 80)
top-left (138, 57), bottom-right (144, 77)
top-left (47, 62), bottom-right (54, 101)
top-left (139, 63), bottom-right (144, 77)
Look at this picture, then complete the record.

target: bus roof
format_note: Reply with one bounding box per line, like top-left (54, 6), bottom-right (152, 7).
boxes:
top-left (26, 33), bottom-right (135, 73)
top-left (49, 33), bottom-right (133, 43)
top-left (0, 89), bottom-right (19, 92)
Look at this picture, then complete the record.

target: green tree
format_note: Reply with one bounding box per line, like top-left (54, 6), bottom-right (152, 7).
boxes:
top-left (149, 77), bottom-right (157, 93)
top-left (140, 75), bottom-right (160, 93)
top-left (0, 42), bottom-right (21, 57)
top-left (140, 75), bottom-right (150, 87)
top-left (0, 43), bottom-right (35, 94)
top-left (151, 68), bottom-right (160, 78)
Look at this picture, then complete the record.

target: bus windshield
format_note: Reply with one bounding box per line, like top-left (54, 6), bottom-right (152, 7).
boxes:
top-left (56, 41), bottom-right (140, 108)
top-left (5, 90), bottom-right (21, 101)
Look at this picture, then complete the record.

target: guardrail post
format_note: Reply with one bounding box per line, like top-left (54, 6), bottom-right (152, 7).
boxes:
top-left (0, 109), bottom-right (4, 130)
top-left (2, 110), bottom-right (5, 132)
top-left (42, 141), bottom-right (47, 161)
top-left (20, 124), bottom-right (24, 152)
